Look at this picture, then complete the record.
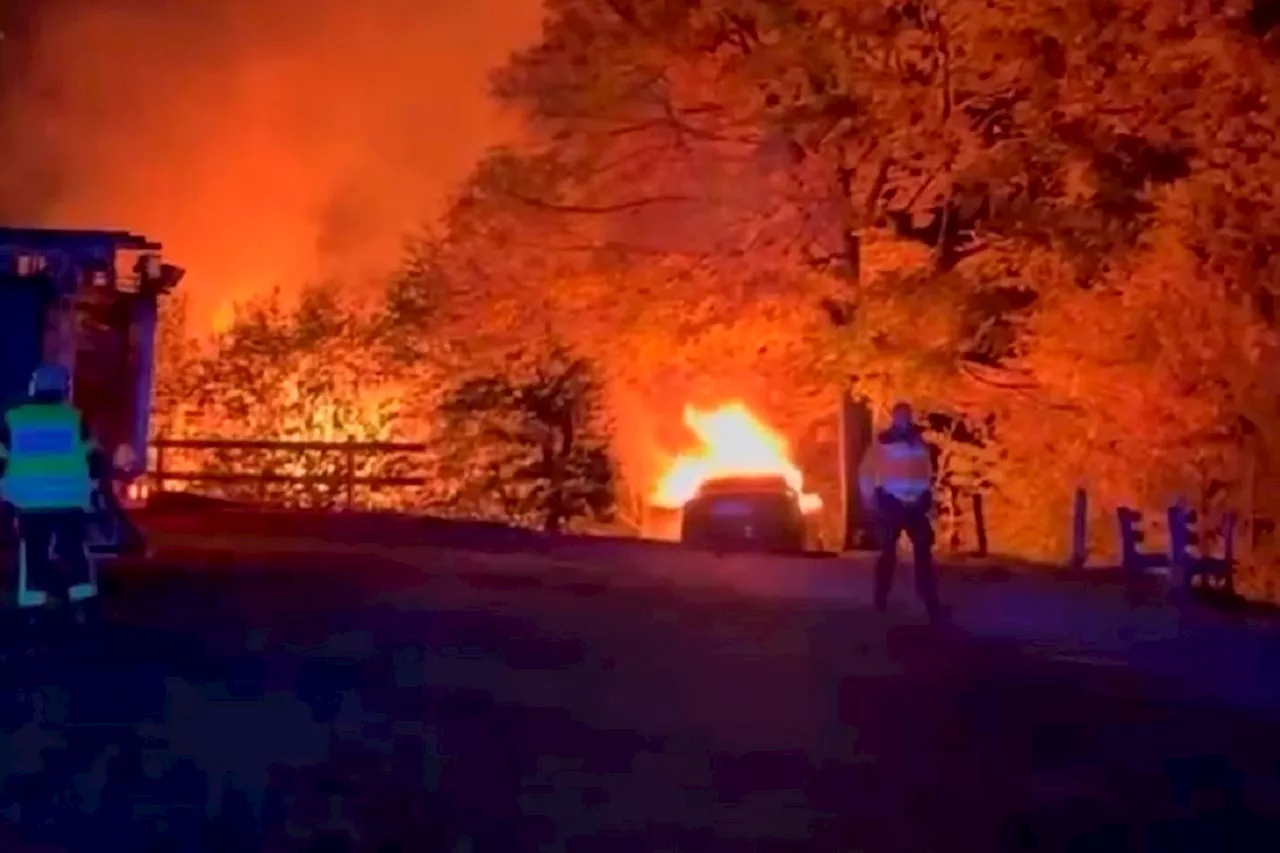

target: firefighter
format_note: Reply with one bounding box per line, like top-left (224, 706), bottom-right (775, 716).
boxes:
top-left (858, 401), bottom-right (945, 622)
top-left (0, 362), bottom-right (106, 623)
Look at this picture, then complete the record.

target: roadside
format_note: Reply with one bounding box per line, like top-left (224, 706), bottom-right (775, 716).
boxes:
top-left (141, 521), bottom-right (1280, 710)
top-left (4, 528), bottom-right (1280, 851)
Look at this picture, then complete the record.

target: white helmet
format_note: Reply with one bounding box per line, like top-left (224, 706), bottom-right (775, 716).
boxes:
top-left (29, 362), bottom-right (72, 397)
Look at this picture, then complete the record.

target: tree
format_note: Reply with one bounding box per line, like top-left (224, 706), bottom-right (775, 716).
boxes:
top-left (160, 283), bottom-right (438, 509)
top-left (152, 290), bottom-right (201, 440)
top-left (434, 345), bottom-right (615, 532)
top-left (457, 0), bottom-right (1074, 541)
top-left (142, 0), bottom-right (1280, 597)
top-left (941, 2), bottom-right (1280, 565)
top-left (465, 0), bottom-right (1280, 579)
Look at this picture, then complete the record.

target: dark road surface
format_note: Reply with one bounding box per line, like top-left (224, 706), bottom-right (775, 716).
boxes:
top-left (2, 515), bottom-right (1280, 852)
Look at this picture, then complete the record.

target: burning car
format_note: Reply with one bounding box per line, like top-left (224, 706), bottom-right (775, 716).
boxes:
top-left (679, 474), bottom-right (810, 553)
top-left (651, 402), bottom-right (822, 553)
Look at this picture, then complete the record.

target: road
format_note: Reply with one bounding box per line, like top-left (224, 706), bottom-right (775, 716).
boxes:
top-left (1, 511), bottom-right (1279, 852)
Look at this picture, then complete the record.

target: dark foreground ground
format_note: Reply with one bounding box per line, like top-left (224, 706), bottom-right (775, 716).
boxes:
top-left (1, 513), bottom-right (1279, 852)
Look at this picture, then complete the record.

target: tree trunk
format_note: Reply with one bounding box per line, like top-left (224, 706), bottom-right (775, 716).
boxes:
top-left (542, 415), bottom-right (575, 533)
top-left (843, 229), bottom-right (861, 284)
top-left (542, 440), bottom-right (564, 533)
top-left (838, 391), bottom-right (875, 551)
top-left (834, 222), bottom-right (878, 552)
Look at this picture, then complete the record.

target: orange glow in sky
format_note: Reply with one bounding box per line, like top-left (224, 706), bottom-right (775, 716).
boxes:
top-left (0, 0), bottom-right (545, 327)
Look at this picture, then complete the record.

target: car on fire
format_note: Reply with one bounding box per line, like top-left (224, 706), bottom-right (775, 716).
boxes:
top-left (679, 474), bottom-right (810, 554)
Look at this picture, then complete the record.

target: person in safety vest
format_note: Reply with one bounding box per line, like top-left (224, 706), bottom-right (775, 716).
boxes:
top-left (0, 362), bottom-right (107, 618)
top-left (858, 401), bottom-right (945, 622)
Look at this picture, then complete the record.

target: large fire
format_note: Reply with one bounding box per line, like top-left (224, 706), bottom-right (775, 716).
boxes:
top-left (651, 402), bottom-right (823, 513)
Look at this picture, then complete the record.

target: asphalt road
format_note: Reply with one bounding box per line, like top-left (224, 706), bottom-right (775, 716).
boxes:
top-left (1, 517), bottom-right (1279, 852)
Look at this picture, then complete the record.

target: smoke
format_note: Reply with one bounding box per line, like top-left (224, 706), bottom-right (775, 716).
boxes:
top-left (0, 0), bottom-right (543, 326)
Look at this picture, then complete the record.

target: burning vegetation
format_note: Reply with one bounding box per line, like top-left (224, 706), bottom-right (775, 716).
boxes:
top-left (9, 0), bottom-right (1280, 598)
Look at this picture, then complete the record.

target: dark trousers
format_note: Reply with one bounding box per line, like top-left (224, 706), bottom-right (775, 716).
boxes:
top-left (873, 491), bottom-right (942, 618)
top-left (17, 509), bottom-right (92, 602)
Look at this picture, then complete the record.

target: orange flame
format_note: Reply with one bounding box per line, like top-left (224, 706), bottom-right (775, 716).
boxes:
top-left (651, 402), bottom-right (823, 513)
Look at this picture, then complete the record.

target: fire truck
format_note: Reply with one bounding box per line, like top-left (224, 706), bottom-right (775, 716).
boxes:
top-left (0, 227), bottom-right (183, 553)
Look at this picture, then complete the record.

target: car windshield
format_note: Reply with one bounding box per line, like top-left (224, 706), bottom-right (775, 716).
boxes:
top-left (704, 491), bottom-right (797, 516)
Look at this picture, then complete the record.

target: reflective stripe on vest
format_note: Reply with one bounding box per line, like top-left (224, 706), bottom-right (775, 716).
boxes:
top-left (861, 440), bottom-right (932, 501)
top-left (0, 404), bottom-right (92, 510)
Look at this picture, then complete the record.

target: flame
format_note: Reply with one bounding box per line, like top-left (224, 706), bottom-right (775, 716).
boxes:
top-left (651, 402), bottom-right (823, 513)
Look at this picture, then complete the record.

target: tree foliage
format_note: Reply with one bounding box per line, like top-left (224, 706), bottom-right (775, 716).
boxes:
top-left (154, 283), bottom-right (438, 509)
top-left (155, 0), bottom-right (1280, 599)
top-left (453, 0), bottom-right (1280, 588)
top-left (433, 345), bottom-right (616, 532)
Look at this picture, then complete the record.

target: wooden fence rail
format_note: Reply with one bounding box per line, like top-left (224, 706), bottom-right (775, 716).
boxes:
top-left (154, 439), bottom-right (430, 453)
top-left (149, 438), bottom-right (434, 509)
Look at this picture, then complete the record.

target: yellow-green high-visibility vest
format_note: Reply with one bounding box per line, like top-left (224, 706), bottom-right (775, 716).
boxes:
top-left (0, 403), bottom-right (93, 510)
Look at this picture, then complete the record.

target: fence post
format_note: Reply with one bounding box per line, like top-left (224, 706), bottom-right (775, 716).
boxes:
top-left (344, 440), bottom-right (356, 510)
top-left (1168, 498), bottom-right (1192, 592)
top-left (971, 493), bottom-right (988, 557)
top-left (1070, 487), bottom-right (1087, 570)
top-left (154, 439), bottom-right (167, 493)
top-left (1244, 444), bottom-right (1256, 557)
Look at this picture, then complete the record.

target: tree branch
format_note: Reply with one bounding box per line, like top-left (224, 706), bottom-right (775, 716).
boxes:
top-left (505, 191), bottom-right (699, 214)
top-left (865, 158), bottom-right (894, 215)
top-left (959, 359), bottom-right (1038, 391)
top-left (509, 238), bottom-right (716, 260)
top-left (603, 0), bottom-right (648, 34)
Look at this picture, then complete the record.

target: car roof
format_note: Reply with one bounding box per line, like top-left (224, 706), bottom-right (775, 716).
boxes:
top-left (695, 475), bottom-right (795, 497)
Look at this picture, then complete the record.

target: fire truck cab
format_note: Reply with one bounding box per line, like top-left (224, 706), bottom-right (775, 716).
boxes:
top-left (0, 227), bottom-right (182, 551)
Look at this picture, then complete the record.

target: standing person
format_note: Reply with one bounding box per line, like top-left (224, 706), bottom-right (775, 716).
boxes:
top-left (857, 401), bottom-right (945, 622)
top-left (0, 362), bottom-right (106, 624)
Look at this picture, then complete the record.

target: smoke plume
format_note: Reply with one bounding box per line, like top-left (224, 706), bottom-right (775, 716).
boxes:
top-left (0, 0), bottom-right (543, 326)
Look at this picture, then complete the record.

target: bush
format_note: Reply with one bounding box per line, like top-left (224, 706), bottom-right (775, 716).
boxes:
top-left (433, 345), bottom-right (615, 532)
